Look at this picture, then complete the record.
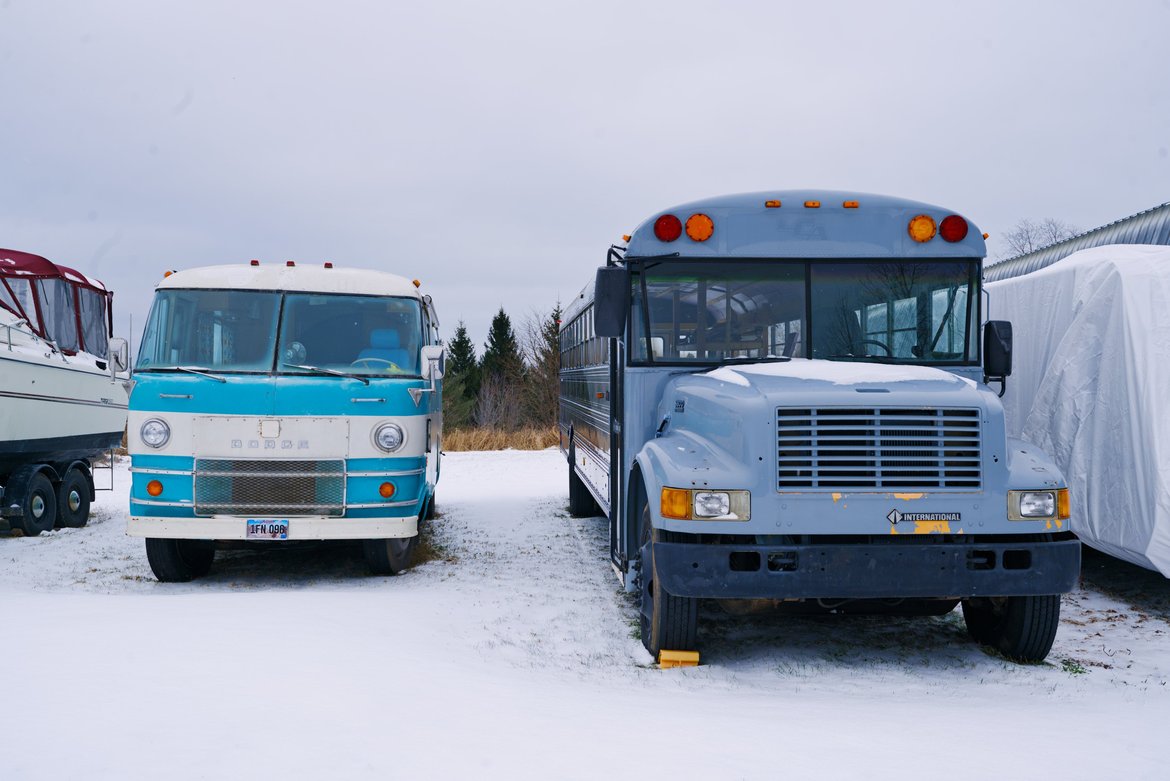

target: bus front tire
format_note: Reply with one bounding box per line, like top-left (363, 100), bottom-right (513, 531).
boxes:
top-left (363, 537), bottom-right (415, 575)
top-left (145, 538), bottom-right (215, 582)
top-left (961, 595), bottom-right (1061, 662)
top-left (639, 502), bottom-right (698, 659)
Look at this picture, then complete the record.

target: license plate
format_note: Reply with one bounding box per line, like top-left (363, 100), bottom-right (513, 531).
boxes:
top-left (247, 519), bottom-right (289, 540)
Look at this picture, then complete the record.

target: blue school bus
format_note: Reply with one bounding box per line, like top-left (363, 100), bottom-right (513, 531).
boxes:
top-left (560, 191), bottom-right (1079, 663)
top-left (127, 261), bottom-right (443, 581)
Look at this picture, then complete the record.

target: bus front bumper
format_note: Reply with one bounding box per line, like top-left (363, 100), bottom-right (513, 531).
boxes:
top-left (650, 536), bottom-right (1081, 599)
top-left (127, 515), bottom-right (417, 540)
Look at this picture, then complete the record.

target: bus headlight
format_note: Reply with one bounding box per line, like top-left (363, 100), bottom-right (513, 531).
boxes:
top-left (374, 422), bottom-right (405, 452)
top-left (661, 487), bottom-right (750, 520)
top-left (1008, 489), bottom-right (1069, 520)
top-left (140, 418), bottom-right (171, 448)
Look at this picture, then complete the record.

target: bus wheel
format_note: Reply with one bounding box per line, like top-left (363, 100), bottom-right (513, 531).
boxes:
top-left (363, 537), bottom-right (416, 575)
top-left (568, 465), bottom-right (600, 517)
top-left (638, 501), bottom-right (698, 659)
top-left (145, 538), bottom-right (215, 582)
top-left (15, 472), bottom-right (57, 537)
top-left (55, 468), bottom-right (92, 528)
top-left (961, 595), bottom-right (1061, 662)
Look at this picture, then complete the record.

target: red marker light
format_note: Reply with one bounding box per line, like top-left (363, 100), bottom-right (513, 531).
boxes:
top-left (653, 214), bottom-right (683, 242)
top-left (250, 259), bottom-right (260, 266)
top-left (324, 262), bottom-right (333, 269)
top-left (286, 260), bottom-right (295, 267)
top-left (939, 215), bottom-right (969, 243)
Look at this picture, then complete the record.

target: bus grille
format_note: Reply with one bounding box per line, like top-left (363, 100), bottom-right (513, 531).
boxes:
top-left (194, 459), bottom-right (345, 516)
top-left (776, 408), bottom-right (982, 490)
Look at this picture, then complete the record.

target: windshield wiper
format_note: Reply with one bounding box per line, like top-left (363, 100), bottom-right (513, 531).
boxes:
top-left (718, 355), bottom-right (790, 365)
top-left (282, 363), bottom-right (370, 386)
top-left (170, 366), bottom-right (227, 383)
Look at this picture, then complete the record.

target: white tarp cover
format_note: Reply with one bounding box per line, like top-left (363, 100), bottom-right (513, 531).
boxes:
top-left (988, 244), bottom-right (1170, 575)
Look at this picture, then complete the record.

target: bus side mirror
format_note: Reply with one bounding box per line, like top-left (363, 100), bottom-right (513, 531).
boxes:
top-left (421, 345), bottom-right (444, 380)
top-left (109, 337), bottom-right (129, 374)
top-left (983, 320), bottom-right (1012, 396)
top-left (594, 266), bottom-right (629, 338)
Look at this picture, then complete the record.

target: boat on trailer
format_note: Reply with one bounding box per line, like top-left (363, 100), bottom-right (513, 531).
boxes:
top-left (0, 248), bottom-right (129, 535)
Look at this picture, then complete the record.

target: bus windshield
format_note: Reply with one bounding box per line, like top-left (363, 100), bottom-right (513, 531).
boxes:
top-left (137, 289), bottom-right (423, 375)
top-left (630, 259), bottom-right (979, 365)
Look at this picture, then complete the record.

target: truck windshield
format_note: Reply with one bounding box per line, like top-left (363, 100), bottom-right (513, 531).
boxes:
top-left (630, 259), bottom-right (979, 365)
top-left (137, 289), bottom-right (423, 376)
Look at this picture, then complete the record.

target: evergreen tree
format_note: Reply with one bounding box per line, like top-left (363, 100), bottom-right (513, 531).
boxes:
top-left (480, 307), bottom-right (524, 385)
top-left (446, 321), bottom-right (480, 399)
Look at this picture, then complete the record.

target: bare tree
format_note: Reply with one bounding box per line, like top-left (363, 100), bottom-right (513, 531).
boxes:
top-left (519, 304), bottom-right (561, 429)
top-left (1000, 218), bottom-right (1080, 259)
top-left (474, 373), bottom-right (523, 430)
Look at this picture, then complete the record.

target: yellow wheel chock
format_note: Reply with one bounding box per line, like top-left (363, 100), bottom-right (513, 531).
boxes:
top-left (658, 650), bottom-right (700, 668)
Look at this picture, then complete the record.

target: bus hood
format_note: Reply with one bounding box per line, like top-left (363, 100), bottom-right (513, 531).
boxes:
top-left (699, 358), bottom-right (980, 401)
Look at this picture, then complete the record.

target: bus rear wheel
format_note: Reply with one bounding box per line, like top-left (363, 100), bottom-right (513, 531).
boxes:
top-left (961, 595), bottom-right (1061, 662)
top-left (638, 502), bottom-right (698, 660)
top-left (145, 538), bottom-right (215, 582)
top-left (55, 467), bottom-right (92, 528)
top-left (363, 537), bottom-right (416, 575)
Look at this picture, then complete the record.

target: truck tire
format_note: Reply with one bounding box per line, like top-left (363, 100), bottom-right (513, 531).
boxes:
top-left (145, 538), bottom-right (215, 582)
top-left (56, 468), bottom-right (92, 528)
top-left (961, 595), bottom-right (1061, 662)
top-left (14, 472), bottom-right (57, 536)
top-left (568, 464), bottom-right (601, 517)
top-left (639, 501), bottom-right (698, 659)
top-left (363, 537), bottom-right (415, 575)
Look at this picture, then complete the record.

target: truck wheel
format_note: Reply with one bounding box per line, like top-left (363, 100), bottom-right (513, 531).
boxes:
top-left (56, 468), bottom-right (92, 528)
top-left (15, 472), bottom-right (57, 536)
top-left (568, 464), bottom-right (600, 517)
top-left (638, 502), bottom-right (698, 659)
top-left (425, 491), bottom-right (437, 521)
top-left (961, 595), bottom-right (1061, 662)
top-left (363, 537), bottom-right (416, 575)
top-left (145, 538), bottom-right (215, 582)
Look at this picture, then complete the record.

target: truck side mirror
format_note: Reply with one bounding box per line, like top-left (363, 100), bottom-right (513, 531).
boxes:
top-left (594, 266), bottom-right (630, 338)
top-left (108, 337), bottom-right (129, 374)
top-left (983, 320), bottom-right (1012, 396)
top-left (421, 345), bottom-right (444, 380)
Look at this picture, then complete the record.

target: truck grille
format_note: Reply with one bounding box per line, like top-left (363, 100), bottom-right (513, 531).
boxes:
top-left (776, 408), bottom-right (982, 490)
top-left (194, 459), bottom-right (345, 516)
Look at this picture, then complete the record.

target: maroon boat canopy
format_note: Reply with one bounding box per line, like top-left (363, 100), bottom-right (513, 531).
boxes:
top-left (0, 247), bottom-right (114, 357)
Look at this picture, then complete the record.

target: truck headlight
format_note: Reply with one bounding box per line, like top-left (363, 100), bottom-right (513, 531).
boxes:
top-left (374, 422), bottom-right (405, 452)
top-left (661, 487), bottom-right (750, 520)
top-left (140, 418), bottom-right (171, 448)
top-left (1008, 489), bottom-right (1069, 521)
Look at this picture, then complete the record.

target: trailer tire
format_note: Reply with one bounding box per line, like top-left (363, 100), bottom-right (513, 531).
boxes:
top-left (145, 538), bottom-right (215, 582)
top-left (55, 468), bottom-right (91, 528)
top-left (14, 472), bottom-right (58, 536)
top-left (638, 501), bottom-right (698, 659)
top-left (363, 537), bottom-right (416, 575)
top-left (961, 595), bottom-right (1061, 662)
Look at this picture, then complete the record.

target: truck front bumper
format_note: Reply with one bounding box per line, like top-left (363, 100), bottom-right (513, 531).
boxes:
top-left (127, 515), bottom-right (417, 540)
top-left (651, 536), bottom-right (1081, 599)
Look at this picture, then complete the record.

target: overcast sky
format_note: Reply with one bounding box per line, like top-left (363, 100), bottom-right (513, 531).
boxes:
top-left (2, 0), bottom-right (1167, 353)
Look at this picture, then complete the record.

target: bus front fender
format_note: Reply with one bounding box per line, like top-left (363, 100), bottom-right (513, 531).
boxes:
top-left (634, 431), bottom-right (755, 530)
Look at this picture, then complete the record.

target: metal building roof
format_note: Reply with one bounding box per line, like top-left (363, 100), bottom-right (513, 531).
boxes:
top-left (984, 201), bottom-right (1170, 282)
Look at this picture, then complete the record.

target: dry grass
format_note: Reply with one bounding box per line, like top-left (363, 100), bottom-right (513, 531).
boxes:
top-left (442, 426), bottom-right (558, 452)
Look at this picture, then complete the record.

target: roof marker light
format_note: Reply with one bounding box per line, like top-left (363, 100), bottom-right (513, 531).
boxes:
top-left (163, 270), bottom-right (174, 278)
top-left (324, 262), bottom-right (333, 268)
top-left (412, 279), bottom-right (421, 288)
top-left (804, 200), bottom-right (821, 208)
top-left (764, 200), bottom-right (782, 208)
top-left (939, 215), bottom-right (969, 243)
top-left (908, 215), bottom-right (937, 243)
top-left (622, 234), bottom-right (631, 242)
top-left (685, 213), bottom-right (714, 242)
top-left (250, 259), bottom-right (260, 266)
top-left (843, 200), bottom-right (860, 209)
top-left (653, 214), bottom-right (683, 242)
top-left (982, 232), bottom-right (990, 240)
top-left (286, 260), bottom-right (295, 267)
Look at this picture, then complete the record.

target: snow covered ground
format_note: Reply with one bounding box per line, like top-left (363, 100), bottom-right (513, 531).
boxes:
top-left (3, 450), bottom-right (1168, 780)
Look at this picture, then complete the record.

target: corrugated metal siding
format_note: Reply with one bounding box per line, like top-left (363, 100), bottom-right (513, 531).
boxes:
top-left (984, 202), bottom-right (1170, 282)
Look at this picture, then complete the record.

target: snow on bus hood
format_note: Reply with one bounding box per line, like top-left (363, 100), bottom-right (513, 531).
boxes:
top-left (704, 357), bottom-right (977, 390)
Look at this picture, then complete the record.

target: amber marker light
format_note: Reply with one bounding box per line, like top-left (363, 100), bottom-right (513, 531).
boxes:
top-left (146, 480), bottom-right (163, 497)
top-left (1057, 488), bottom-right (1070, 520)
top-left (764, 200), bottom-right (782, 208)
top-left (685, 213), bottom-right (714, 242)
top-left (661, 487), bottom-right (692, 520)
top-left (379, 482), bottom-right (396, 499)
top-left (804, 200), bottom-right (821, 208)
top-left (908, 214), bottom-right (937, 243)
top-left (843, 200), bottom-right (860, 209)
